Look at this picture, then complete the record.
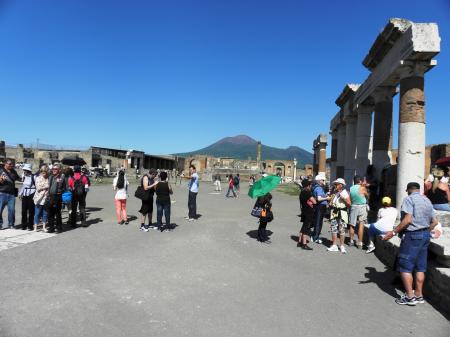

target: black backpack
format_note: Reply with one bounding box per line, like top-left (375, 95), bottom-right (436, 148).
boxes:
top-left (233, 176), bottom-right (239, 186)
top-left (73, 175), bottom-right (85, 198)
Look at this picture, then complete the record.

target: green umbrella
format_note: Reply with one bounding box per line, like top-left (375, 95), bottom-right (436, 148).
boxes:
top-left (248, 175), bottom-right (281, 199)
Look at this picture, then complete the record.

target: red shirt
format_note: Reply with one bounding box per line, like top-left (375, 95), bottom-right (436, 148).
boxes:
top-left (68, 173), bottom-right (89, 190)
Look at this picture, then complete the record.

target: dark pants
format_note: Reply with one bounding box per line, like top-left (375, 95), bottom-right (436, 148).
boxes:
top-left (21, 195), bottom-right (35, 230)
top-left (188, 191), bottom-right (197, 219)
top-left (312, 204), bottom-right (327, 241)
top-left (258, 219), bottom-right (268, 241)
top-left (226, 186), bottom-right (236, 198)
top-left (47, 197), bottom-right (63, 232)
top-left (70, 194), bottom-right (86, 227)
top-left (156, 202), bottom-right (171, 229)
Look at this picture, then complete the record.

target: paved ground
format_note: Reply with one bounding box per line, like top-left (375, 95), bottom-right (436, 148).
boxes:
top-left (0, 182), bottom-right (448, 337)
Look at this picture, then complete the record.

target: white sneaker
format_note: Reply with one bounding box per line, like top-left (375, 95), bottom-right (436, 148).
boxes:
top-left (327, 245), bottom-right (339, 252)
top-left (366, 245), bottom-right (376, 254)
top-left (348, 240), bottom-right (355, 247)
top-left (188, 218), bottom-right (195, 222)
top-left (315, 239), bottom-right (322, 244)
top-left (340, 246), bottom-right (347, 254)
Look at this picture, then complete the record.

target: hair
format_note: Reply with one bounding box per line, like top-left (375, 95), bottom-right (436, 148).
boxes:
top-left (189, 165), bottom-right (196, 170)
top-left (149, 168), bottom-right (157, 175)
top-left (302, 179), bottom-right (311, 188)
top-left (74, 165), bottom-right (81, 173)
top-left (116, 170), bottom-right (125, 189)
top-left (65, 167), bottom-right (74, 177)
top-left (354, 175), bottom-right (362, 184)
top-left (160, 171), bottom-right (168, 181)
top-left (257, 192), bottom-right (272, 205)
top-left (40, 165), bottom-right (49, 173)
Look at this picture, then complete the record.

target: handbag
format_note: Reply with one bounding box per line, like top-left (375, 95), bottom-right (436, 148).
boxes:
top-left (134, 186), bottom-right (150, 201)
top-left (62, 191), bottom-right (72, 203)
top-left (251, 205), bottom-right (263, 218)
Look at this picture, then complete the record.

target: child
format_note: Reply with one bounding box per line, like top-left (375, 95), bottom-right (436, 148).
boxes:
top-left (366, 196), bottom-right (398, 254)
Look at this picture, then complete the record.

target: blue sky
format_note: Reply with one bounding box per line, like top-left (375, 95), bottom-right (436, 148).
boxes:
top-left (0, 0), bottom-right (449, 155)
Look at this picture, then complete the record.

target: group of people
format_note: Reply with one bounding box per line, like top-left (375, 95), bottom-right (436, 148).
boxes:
top-left (113, 165), bottom-right (200, 232)
top-left (213, 173), bottom-right (241, 198)
top-left (0, 159), bottom-right (90, 233)
top-left (294, 171), bottom-right (444, 306)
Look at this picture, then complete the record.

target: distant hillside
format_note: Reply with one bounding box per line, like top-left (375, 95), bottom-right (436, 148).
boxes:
top-left (175, 135), bottom-right (313, 166)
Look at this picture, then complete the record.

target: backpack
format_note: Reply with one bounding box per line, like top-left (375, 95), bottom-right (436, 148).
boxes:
top-left (233, 176), bottom-right (240, 186)
top-left (73, 175), bottom-right (85, 198)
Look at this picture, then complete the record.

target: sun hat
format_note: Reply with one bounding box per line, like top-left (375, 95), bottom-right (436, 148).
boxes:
top-left (315, 174), bottom-right (326, 181)
top-left (22, 163), bottom-right (32, 172)
top-left (333, 178), bottom-right (346, 186)
top-left (381, 196), bottom-right (391, 205)
top-left (427, 174), bottom-right (434, 182)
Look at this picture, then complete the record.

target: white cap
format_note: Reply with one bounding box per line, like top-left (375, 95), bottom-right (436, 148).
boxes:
top-left (427, 174), bottom-right (434, 182)
top-left (315, 174), bottom-right (326, 181)
top-left (333, 178), bottom-right (346, 186)
top-left (441, 177), bottom-right (449, 184)
top-left (22, 163), bottom-right (32, 172)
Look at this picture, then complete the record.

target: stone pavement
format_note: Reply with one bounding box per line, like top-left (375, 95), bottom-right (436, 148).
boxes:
top-left (0, 182), bottom-right (448, 337)
top-left (0, 229), bottom-right (55, 251)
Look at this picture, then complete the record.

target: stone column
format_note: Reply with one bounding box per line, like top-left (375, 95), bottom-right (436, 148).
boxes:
top-left (396, 64), bottom-right (427, 207)
top-left (355, 104), bottom-right (373, 177)
top-left (330, 131), bottom-right (337, 182)
top-left (336, 124), bottom-right (346, 179)
top-left (372, 86), bottom-right (396, 179)
top-left (344, 116), bottom-right (357, 185)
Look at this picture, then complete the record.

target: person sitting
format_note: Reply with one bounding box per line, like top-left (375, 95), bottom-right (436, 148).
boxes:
top-left (426, 171), bottom-right (450, 212)
top-left (366, 196), bottom-right (398, 254)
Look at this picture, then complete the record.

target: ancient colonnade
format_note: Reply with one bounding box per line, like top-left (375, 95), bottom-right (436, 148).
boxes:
top-left (328, 18), bottom-right (440, 205)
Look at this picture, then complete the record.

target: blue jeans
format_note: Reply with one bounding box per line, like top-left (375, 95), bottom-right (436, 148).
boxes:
top-left (156, 202), bottom-right (171, 228)
top-left (397, 229), bottom-right (430, 273)
top-left (312, 204), bottom-right (326, 241)
top-left (433, 203), bottom-right (450, 212)
top-left (34, 205), bottom-right (48, 225)
top-left (0, 192), bottom-right (16, 228)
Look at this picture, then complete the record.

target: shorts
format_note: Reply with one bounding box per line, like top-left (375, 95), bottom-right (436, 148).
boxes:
top-left (349, 204), bottom-right (368, 226)
top-left (139, 198), bottom-right (154, 215)
top-left (368, 223), bottom-right (386, 237)
top-left (397, 229), bottom-right (430, 273)
top-left (300, 221), bottom-right (313, 235)
top-left (330, 219), bottom-right (346, 234)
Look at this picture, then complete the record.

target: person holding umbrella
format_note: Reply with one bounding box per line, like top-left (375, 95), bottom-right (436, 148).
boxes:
top-left (249, 175), bottom-right (281, 242)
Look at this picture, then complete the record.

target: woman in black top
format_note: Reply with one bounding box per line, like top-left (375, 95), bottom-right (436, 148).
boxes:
top-left (255, 193), bottom-right (273, 242)
top-left (155, 171), bottom-right (173, 232)
top-left (298, 179), bottom-right (316, 250)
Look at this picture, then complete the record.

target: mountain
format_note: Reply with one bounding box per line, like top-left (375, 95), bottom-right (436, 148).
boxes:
top-left (175, 135), bottom-right (313, 166)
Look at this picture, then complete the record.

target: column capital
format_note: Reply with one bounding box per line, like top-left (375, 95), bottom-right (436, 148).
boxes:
top-left (355, 102), bottom-right (374, 115)
top-left (398, 60), bottom-right (437, 79)
top-left (372, 86), bottom-right (397, 103)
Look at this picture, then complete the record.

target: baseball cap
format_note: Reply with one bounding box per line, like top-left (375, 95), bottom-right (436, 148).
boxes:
top-left (381, 196), bottom-right (391, 205)
top-left (315, 174), bottom-right (326, 181)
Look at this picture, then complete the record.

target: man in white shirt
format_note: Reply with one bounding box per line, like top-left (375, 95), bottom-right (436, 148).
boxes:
top-left (186, 165), bottom-right (199, 221)
top-left (366, 196), bottom-right (398, 254)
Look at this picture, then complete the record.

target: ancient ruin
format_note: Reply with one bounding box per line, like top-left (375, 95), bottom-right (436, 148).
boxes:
top-left (328, 18), bottom-right (441, 205)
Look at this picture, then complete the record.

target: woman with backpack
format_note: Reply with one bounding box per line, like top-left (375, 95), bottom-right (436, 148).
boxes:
top-left (139, 169), bottom-right (158, 231)
top-left (254, 192), bottom-right (273, 242)
top-left (113, 170), bottom-right (129, 225)
top-left (154, 171), bottom-right (173, 232)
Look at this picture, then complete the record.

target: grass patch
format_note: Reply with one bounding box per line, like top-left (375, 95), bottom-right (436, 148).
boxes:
top-left (275, 183), bottom-right (300, 196)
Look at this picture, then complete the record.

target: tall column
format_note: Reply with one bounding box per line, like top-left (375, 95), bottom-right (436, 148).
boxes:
top-left (372, 86), bottom-right (396, 179)
top-left (396, 64), bottom-right (427, 207)
top-left (330, 131), bottom-right (337, 182)
top-left (355, 104), bottom-right (373, 176)
top-left (336, 125), bottom-right (346, 179)
top-left (312, 134), bottom-right (328, 177)
top-left (344, 116), bottom-right (357, 186)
